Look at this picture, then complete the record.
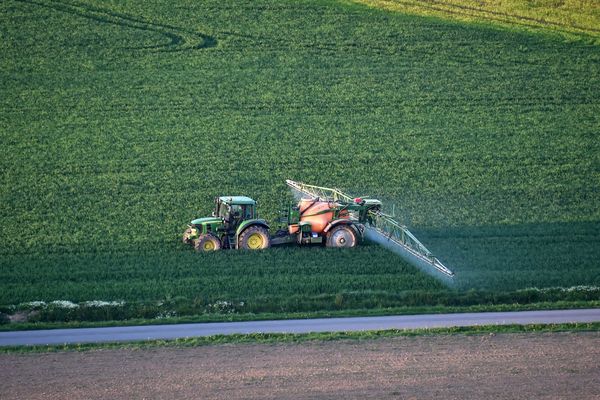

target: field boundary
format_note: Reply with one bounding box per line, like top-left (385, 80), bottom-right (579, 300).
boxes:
top-left (352, 0), bottom-right (600, 43)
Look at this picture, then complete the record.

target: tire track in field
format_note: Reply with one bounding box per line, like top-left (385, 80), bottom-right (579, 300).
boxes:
top-left (16, 0), bottom-right (217, 52)
top-left (2, 96), bottom-right (594, 117)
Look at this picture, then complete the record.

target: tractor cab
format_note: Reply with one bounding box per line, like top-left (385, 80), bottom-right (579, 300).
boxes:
top-left (213, 196), bottom-right (257, 229)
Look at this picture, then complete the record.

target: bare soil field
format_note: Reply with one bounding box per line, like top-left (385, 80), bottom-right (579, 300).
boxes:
top-left (1, 332), bottom-right (599, 399)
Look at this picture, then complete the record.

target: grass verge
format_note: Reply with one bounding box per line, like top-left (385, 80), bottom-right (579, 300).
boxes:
top-left (2, 321), bottom-right (598, 354)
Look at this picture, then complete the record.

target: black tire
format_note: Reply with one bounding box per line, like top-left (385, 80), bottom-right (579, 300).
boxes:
top-left (194, 234), bottom-right (221, 252)
top-left (238, 226), bottom-right (271, 250)
top-left (326, 225), bottom-right (357, 248)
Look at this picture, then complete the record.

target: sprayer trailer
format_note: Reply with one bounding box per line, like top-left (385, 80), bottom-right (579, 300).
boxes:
top-left (183, 180), bottom-right (454, 277)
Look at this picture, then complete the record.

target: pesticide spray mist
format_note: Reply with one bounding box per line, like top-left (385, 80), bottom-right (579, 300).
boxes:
top-left (364, 227), bottom-right (455, 287)
top-left (289, 187), bottom-right (306, 202)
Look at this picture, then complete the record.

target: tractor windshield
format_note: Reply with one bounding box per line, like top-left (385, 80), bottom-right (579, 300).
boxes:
top-left (217, 202), bottom-right (229, 218)
top-left (231, 204), bottom-right (254, 219)
top-left (216, 202), bottom-right (254, 220)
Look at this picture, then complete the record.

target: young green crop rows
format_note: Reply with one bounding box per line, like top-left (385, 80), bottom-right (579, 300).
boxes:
top-left (0, 0), bottom-right (598, 317)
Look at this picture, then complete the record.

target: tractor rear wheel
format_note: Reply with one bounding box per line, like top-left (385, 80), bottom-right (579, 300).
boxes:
top-left (239, 226), bottom-right (271, 250)
top-left (194, 234), bottom-right (221, 252)
top-left (326, 225), bottom-right (357, 248)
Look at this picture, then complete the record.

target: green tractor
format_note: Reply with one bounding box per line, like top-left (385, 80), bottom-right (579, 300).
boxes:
top-left (183, 196), bottom-right (270, 251)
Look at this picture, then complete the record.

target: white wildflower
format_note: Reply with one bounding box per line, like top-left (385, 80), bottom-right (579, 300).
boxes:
top-left (22, 301), bottom-right (47, 309)
top-left (155, 311), bottom-right (177, 319)
top-left (209, 300), bottom-right (237, 313)
top-left (520, 286), bottom-right (600, 293)
top-left (82, 300), bottom-right (125, 307)
top-left (49, 300), bottom-right (79, 309)
top-left (565, 285), bottom-right (599, 292)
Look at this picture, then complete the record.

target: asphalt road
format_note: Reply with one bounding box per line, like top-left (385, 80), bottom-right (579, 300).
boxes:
top-left (1, 308), bottom-right (599, 347)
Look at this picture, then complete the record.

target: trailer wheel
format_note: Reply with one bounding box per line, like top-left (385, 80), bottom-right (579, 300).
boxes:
top-left (195, 234), bottom-right (221, 252)
top-left (239, 226), bottom-right (271, 250)
top-left (326, 225), bottom-right (357, 248)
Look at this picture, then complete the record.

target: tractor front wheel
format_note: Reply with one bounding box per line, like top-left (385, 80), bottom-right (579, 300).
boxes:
top-left (239, 226), bottom-right (271, 250)
top-left (326, 225), bottom-right (357, 248)
top-left (183, 227), bottom-right (194, 244)
top-left (194, 234), bottom-right (222, 252)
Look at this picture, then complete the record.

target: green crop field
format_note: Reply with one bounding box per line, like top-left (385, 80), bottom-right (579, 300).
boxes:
top-left (1, 0), bottom-right (599, 322)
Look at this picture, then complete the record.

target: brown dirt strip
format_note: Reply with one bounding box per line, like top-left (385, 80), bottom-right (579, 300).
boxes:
top-left (1, 332), bottom-right (599, 399)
